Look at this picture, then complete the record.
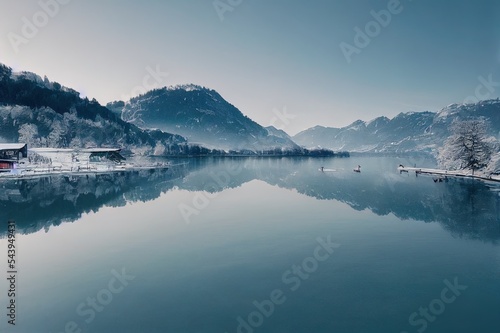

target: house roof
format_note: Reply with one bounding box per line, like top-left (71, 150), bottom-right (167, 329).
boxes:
top-left (81, 148), bottom-right (121, 153)
top-left (31, 148), bottom-right (121, 153)
top-left (0, 143), bottom-right (27, 151)
top-left (31, 148), bottom-right (74, 153)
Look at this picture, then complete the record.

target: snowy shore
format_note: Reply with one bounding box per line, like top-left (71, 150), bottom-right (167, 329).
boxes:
top-left (397, 166), bottom-right (500, 183)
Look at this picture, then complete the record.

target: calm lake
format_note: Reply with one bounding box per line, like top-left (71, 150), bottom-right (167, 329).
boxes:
top-left (1, 156), bottom-right (499, 333)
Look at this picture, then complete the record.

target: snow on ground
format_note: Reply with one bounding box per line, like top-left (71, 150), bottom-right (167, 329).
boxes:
top-left (485, 153), bottom-right (500, 175)
top-left (397, 165), bottom-right (500, 183)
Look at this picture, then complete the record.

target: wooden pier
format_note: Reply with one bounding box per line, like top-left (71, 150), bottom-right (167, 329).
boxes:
top-left (397, 166), bottom-right (500, 183)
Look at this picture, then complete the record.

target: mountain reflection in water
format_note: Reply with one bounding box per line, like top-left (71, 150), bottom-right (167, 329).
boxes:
top-left (1, 157), bottom-right (499, 242)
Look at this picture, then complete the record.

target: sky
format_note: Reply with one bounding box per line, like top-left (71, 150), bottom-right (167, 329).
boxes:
top-left (1, 0), bottom-right (500, 135)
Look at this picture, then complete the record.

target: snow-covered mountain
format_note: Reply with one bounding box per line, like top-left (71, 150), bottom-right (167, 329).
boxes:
top-left (4, 62), bottom-right (499, 156)
top-left (293, 100), bottom-right (500, 153)
top-left (265, 125), bottom-right (294, 140)
top-left (109, 85), bottom-right (299, 151)
top-left (0, 64), bottom-right (190, 156)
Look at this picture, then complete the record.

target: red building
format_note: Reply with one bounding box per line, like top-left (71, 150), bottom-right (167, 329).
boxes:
top-left (0, 143), bottom-right (28, 171)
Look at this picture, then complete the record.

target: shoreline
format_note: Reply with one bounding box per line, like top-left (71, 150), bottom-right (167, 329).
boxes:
top-left (398, 166), bottom-right (500, 183)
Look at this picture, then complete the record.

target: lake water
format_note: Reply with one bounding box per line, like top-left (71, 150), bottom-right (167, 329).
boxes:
top-left (0, 156), bottom-right (499, 333)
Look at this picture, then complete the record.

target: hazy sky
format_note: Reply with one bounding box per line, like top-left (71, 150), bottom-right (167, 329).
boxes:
top-left (1, 0), bottom-right (500, 134)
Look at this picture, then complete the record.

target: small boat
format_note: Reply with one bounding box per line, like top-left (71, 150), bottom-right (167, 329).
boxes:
top-left (353, 165), bottom-right (361, 173)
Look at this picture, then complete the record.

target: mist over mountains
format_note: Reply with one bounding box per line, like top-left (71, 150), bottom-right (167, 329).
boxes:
top-left (293, 101), bottom-right (500, 153)
top-left (107, 78), bottom-right (500, 155)
top-left (0, 63), bottom-right (188, 156)
top-left (1, 63), bottom-right (499, 156)
top-left (107, 85), bottom-right (299, 151)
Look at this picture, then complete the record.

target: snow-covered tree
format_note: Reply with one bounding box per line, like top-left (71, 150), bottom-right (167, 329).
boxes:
top-left (69, 137), bottom-right (83, 148)
top-left (438, 118), bottom-right (492, 174)
top-left (485, 152), bottom-right (500, 175)
top-left (18, 123), bottom-right (39, 145)
top-left (46, 120), bottom-right (66, 147)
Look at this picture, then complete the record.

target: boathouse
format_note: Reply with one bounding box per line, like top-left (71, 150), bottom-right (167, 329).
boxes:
top-left (0, 143), bottom-right (28, 170)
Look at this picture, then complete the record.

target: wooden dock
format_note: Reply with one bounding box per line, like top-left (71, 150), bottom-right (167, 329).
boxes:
top-left (397, 166), bottom-right (500, 183)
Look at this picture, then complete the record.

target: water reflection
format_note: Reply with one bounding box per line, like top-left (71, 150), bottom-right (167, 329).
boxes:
top-left (0, 166), bottom-right (187, 235)
top-left (1, 157), bottom-right (499, 241)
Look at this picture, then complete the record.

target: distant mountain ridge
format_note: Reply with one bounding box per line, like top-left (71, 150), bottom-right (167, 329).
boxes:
top-left (108, 85), bottom-right (299, 151)
top-left (0, 64), bottom-right (332, 156)
top-left (293, 100), bottom-right (500, 153)
top-left (265, 125), bottom-right (293, 141)
top-left (3, 62), bottom-right (500, 156)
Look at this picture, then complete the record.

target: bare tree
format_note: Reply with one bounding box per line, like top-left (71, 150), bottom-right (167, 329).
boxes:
top-left (437, 118), bottom-right (492, 174)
